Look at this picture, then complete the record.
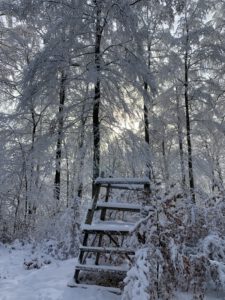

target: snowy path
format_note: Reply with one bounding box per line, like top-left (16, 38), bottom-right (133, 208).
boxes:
top-left (0, 244), bottom-right (223, 300)
top-left (0, 244), bottom-right (120, 300)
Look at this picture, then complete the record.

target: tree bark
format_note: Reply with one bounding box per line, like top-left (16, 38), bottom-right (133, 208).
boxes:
top-left (143, 39), bottom-right (153, 192)
top-left (77, 112), bottom-right (86, 199)
top-left (54, 70), bottom-right (67, 205)
top-left (162, 138), bottom-right (169, 188)
top-left (143, 82), bottom-right (151, 176)
top-left (92, 2), bottom-right (102, 196)
top-left (28, 108), bottom-right (37, 215)
top-left (184, 23), bottom-right (195, 203)
top-left (176, 91), bottom-right (186, 192)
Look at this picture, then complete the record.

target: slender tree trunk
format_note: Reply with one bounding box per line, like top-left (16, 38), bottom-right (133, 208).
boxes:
top-left (176, 91), bottom-right (186, 191)
top-left (13, 179), bottom-right (23, 234)
top-left (143, 40), bottom-right (153, 193)
top-left (216, 155), bottom-right (224, 193)
top-left (19, 144), bottom-right (29, 223)
top-left (24, 163), bottom-right (28, 222)
top-left (143, 82), bottom-right (153, 194)
top-left (143, 82), bottom-right (152, 177)
top-left (92, 3), bottom-right (102, 196)
top-left (64, 142), bottom-right (70, 208)
top-left (184, 25), bottom-right (195, 203)
top-left (54, 71), bottom-right (67, 205)
top-left (28, 108), bottom-right (37, 216)
top-left (162, 138), bottom-right (169, 189)
top-left (77, 111), bottom-right (86, 199)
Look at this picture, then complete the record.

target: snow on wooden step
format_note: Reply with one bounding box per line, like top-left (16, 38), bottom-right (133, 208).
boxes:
top-left (67, 282), bottom-right (121, 294)
top-left (82, 223), bottom-right (134, 234)
top-left (100, 184), bottom-right (143, 191)
top-left (75, 263), bottom-right (129, 274)
top-left (95, 177), bottom-right (150, 185)
top-left (79, 245), bottom-right (135, 255)
top-left (96, 201), bottom-right (141, 212)
top-left (98, 219), bottom-right (135, 224)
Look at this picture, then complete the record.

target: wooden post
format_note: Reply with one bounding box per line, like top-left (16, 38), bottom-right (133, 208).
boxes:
top-left (74, 181), bottom-right (101, 283)
top-left (95, 183), bottom-right (111, 265)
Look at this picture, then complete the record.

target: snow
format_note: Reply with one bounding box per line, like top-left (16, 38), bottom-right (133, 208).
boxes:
top-left (122, 248), bottom-right (150, 300)
top-left (0, 243), bottom-right (223, 300)
top-left (75, 263), bottom-right (129, 272)
top-left (82, 223), bottom-right (134, 232)
top-left (79, 246), bottom-right (134, 254)
top-left (0, 243), bottom-right (120, 300)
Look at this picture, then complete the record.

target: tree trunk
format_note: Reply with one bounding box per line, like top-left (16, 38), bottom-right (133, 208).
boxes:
top-left (64, 142), bottom-right (70, 208)
top-left (176, 91), bottom-right (186, 192)
top-left (162, 138), bottom-right (169, 189)
top-left (184, 25), bottom-right (195, 203)
top-left (54, 70), bottom-right (67, 205)
top-left (92, 2), bottom-right (102, 196)
top-left (28, 108), bottom-right (37, 216)
top-left (77, 109), bottom-right (86, 199)
top-left (143, 39), bottom-right (153, 192)
top-left (215, 155), bottom-right (224, 193)
top-left (143, 82), bottom-right (152, 178)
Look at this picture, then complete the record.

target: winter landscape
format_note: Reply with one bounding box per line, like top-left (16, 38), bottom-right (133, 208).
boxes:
top-left (1, 0), bottom-right (225, 299)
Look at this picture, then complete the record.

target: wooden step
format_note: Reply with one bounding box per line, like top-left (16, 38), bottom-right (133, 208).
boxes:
top-left (79, 245), bottom-right (135, 255)
top-left (75, 263), bottom-right (129, 275)
top-left (67, 282), bottom-right (121, 294)
top-left (95, 177), bottom-right (150, 185)
top-left (96, 201), bottom-right (141, 212)
top-left (100, 184), bottom-right (143, 191)
top-left (82, 223), bottom-right (133, 235)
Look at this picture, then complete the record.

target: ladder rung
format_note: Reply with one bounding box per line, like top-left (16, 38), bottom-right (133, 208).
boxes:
top-left (67, 282), bottom-right (121, 294)
top-left (82, 224), bottom-right (133, 235)
top-left (101, 184), bottom-right (143, 191)
top-left (96, 201), bottom-right (141, 212)
top-left (75, 263), bottom-right (128, 274)
top-left (79, 245), bottom-right (135, 255)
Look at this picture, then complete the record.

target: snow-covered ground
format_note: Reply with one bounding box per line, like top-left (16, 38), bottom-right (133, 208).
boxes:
top-left (0, 243), bottom-right (120, 300)
top-left (0, 242), bottom-right (223, 300)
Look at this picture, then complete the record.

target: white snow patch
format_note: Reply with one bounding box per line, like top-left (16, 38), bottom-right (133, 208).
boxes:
top-left (0, 243), bottom-right (120, 300)
top-left (0, 243), bottom-right (223, 300)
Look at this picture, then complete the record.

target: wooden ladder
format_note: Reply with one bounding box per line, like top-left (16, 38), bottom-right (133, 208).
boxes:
top-left (70, 177), bottom-right (150, 293)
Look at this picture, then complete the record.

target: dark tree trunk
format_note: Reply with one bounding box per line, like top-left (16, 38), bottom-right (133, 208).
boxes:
top-left (143, 82), bottom-right (153, 194)
top-left (77, 114), bottom-right (86, 199)
top-left (144, 82), bottom-right (151, 177)
top-left (216, 155), bottom-right (224, 192)
top-left (176, 91), bottom-right (186, 191)
top-left (54, 71), bottom-right (67, 204)
top-left (162, 138), bottom-right (169, 188)
top-left (28, 108), bottom-right (37, 216)
top-left (92, 2), bottom-right (102, 196)
top-left (143, 40), bottom-right (153, 191)
top-left (64, 142), bottom-right (70, 208)
top-left (184, 25), bottom-right (195, 203)
top-left (144, 82), bottom-right (150, 146)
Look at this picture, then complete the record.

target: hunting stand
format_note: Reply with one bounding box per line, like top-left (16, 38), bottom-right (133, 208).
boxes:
top-left (69, 177), bottom-right (150, 293)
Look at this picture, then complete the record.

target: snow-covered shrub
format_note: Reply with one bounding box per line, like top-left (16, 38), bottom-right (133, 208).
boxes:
top-left (122, 248), bottom-right (151, 300)
top-left (24, 256), bottom-right (51, 270)
top-left (31, 197), bottom-right (81, 259)
top-left (123, 186), bottom-right (225, 299)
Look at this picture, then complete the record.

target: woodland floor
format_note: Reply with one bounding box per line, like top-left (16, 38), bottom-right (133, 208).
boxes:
top-left (0, 242), bottom-right (224, 300)
top-left (0, 242), bottom-right (120, 300)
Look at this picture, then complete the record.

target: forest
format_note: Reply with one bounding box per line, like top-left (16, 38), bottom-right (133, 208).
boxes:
top-left (1, 0), bottom-right (225, 299)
